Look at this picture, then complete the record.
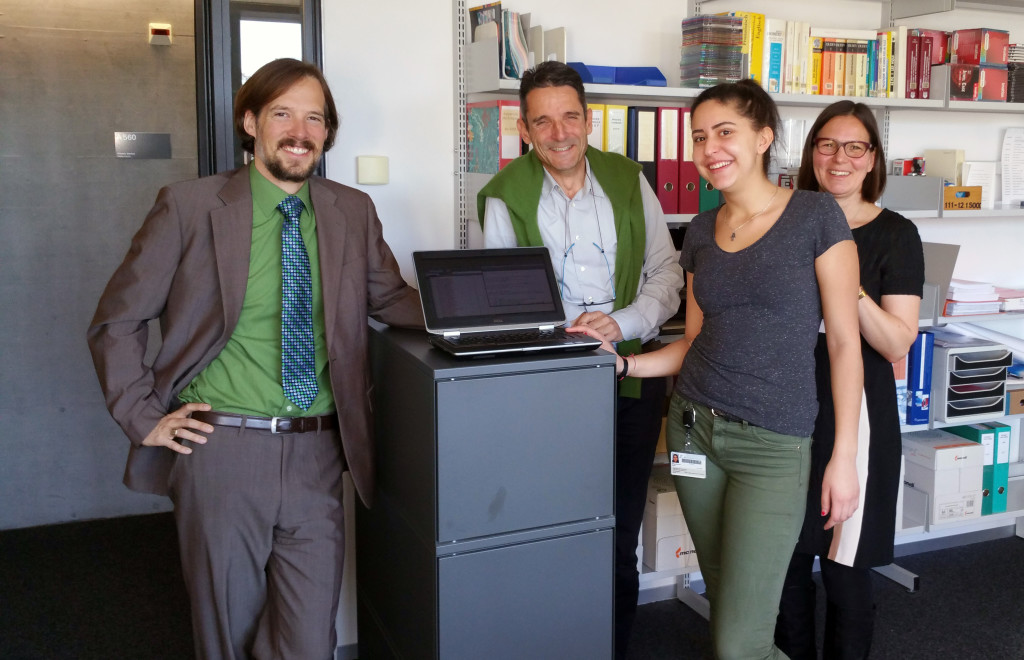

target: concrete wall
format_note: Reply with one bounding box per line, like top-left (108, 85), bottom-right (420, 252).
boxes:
top-left (0, 0), bottom-right (197, 528)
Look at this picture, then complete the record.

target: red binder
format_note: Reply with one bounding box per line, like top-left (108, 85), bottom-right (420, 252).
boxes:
top-left (656, 107), bottom-right (680, 214)
top-left (677, 107), bottom-right (700, 214)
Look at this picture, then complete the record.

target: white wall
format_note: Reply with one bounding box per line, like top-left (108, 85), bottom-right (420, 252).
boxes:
top-left (322, 1), bottom-right (458, 280)
top-left (320, 2), bottom-right (457, 650)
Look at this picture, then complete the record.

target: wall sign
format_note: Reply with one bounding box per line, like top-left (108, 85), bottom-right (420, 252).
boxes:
top-left (114, 132), bottom-right (172, 159)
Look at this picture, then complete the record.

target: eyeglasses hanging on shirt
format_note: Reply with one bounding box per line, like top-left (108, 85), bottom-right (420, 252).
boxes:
top-left (560, 178), bottom-right (616, 309)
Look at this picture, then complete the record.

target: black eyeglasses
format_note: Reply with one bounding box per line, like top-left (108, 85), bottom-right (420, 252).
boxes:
top-left (814, 138), bottom-right (873, 158)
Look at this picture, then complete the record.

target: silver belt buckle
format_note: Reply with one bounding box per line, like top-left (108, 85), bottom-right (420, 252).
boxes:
top-left (270, 417), bottom-right (283, 433)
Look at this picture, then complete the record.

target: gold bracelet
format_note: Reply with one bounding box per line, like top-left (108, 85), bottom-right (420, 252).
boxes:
top-left (858, 286), bottom-right (868, 300)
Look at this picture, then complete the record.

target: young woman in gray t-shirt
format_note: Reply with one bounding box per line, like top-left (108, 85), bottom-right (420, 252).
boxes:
top-left (572, 80), bottom-right (864, 659)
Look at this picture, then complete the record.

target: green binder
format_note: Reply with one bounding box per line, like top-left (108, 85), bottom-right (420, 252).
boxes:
top-left (698, 176), bottom-right (723, 212)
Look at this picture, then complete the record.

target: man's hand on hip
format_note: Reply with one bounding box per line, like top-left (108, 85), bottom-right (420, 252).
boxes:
top-left (143, 402), bottom-right (215, 455)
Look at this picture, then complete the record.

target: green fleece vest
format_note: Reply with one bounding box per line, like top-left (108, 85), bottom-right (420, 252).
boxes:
top-left (477, 147), bottom-right (646, 397)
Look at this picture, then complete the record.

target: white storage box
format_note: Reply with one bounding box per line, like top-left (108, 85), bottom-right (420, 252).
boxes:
top-left (903, 429), bottom-right (984, 524)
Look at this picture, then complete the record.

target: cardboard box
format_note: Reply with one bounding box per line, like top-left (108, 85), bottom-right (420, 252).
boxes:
top-left (951, 28), bottom-right (1009, 66)
top-left (922, 149), bottom-right (964, 186)
top-left (943, 186), bottom-right (983, 211)
top-left (978, 65), bottom-right (1008, 102)
top-left (948, 63), bottom-right (981, 100)
top-left (1007, 383), bottom-right (1024, 416)
top-left (892, 158), bottom-right (925, 176)
top-left (902, 429), bottom-right (984, 524)
top-left (646, 469), bottom-right (682, 518)
top-left (642, 469), bottom-right (699, 571)
top-left (919, 29), bottom-right (950, 66)
top-left (643, 530), bottom-right (700, 572)
top-left (642, 506), bottom-right (698, 571)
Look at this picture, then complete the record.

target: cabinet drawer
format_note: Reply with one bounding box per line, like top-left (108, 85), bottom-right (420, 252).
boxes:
top-left (946, 396), bottom-right (1006, 419)
top-left (949, 349), bottom-right (1012, 372)
top-left (948, 366), bottom-right (1007, 386)
top-left (947, 381), bottom-right (1005, 401)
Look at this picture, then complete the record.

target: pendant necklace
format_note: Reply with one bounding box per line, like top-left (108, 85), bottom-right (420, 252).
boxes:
top-left (727, 187), bottom-right (780, 241)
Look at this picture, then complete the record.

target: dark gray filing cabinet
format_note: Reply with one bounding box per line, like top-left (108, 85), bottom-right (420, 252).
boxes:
top-left (358, 324), bottom-right (617, 659)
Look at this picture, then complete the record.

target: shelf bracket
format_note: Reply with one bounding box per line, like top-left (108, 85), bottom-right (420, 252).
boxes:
top-left (872, 562), bottom-right (921, 592)
top-left (676, 573), bottom-right (710, 620)
top-left (454, 0), bottom-right (469, 249)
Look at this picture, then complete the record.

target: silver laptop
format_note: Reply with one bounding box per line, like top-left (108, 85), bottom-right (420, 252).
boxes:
top-left (413, 247), bottom-right (604, 358)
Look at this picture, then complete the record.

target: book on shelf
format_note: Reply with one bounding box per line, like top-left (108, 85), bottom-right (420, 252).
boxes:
top-left (468, 1), bottom-right (501, 42)
top-left (793, 21), bottom-right (811, 95)
top-left (763, 18), bottom-right (787, 94)
top-left (679, 107), bottom-right (700, 214)
top-left (466, 99), bottom-right (522, 174)
top-left (882, 29), bottom-right (898, 97)
top-left (894, 25), bottom-right (909, 99)
top-left (906, 331), bottom-right (934, 426)
top-left (656, 107), bottom-right (680, 214)
top-left (809, 36), bottom-right (824, 95)
top-left (821, 38), bottom-right (838, 95)
top-left (919, 29), bottom-right (950, 66)
top-left (833, 39), bottom-right (847, 96)
top-left (588, 103), bottom-right (606, 151)
top-left (715, 11), bottom-right (765, 85)
top-left (907, 30), bottom-right (922, 99)
top-left (605, 104), bottom-right (628, 156)
top-left (626, 106), bottom-right (658, 193)
top-left (782, 21), bottom-right (798, 92)
top-left (501, 10), bottom-right (529, 79)
top-left (919, 37), bottom-right (934, 99)
top-left (852, 39), bottom-right (869, 97)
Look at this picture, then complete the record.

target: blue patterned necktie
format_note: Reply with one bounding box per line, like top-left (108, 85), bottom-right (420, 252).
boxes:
top-left (278, 195), bottom-right (318, 410)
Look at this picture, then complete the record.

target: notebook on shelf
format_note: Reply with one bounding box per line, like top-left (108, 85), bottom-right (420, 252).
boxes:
top-left (413, 247), bottom-right (604, 358)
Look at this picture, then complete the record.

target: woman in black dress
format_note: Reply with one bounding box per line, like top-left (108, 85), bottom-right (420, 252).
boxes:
top-left (775, 101), bottom-right (925, 659)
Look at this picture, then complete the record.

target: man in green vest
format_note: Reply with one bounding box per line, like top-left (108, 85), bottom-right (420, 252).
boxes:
top-left (478, 61), bottom-right (684, 659)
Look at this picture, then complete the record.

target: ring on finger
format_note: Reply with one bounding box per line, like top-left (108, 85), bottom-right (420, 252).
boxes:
top-left (171, 428), bottom-right (178, 439)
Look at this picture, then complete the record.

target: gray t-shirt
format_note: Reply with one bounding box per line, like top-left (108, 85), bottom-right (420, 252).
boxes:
top-left (676, 189), bottom-right (852, 437)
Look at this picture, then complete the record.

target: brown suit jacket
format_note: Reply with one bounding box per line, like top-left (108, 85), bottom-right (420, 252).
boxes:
top-left (87, 166), bottom-right (422, 507)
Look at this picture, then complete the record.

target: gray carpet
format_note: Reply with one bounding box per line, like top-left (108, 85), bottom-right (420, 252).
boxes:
top-left (626, 534), bottom-right (1024, 659)
top-left (1, 514), bottom-right (1021, 659)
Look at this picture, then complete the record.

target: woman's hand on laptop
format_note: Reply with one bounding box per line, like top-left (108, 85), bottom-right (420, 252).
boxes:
top-left (566, 325), bottom-right (621, 369)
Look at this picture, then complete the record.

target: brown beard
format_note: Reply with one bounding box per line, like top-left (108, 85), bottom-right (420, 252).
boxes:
top-left (264, 139), bottom-right (321, 183)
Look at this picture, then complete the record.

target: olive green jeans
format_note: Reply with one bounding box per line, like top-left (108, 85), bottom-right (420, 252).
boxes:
top-left (667, 393), bottom-right (811, 660)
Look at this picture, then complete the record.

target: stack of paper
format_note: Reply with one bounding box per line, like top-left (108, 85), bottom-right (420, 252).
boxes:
top-left (944, 279), bottom-right (1000, 316)
top-left (944, 301), bottom-right (1002, 316)
top-left (996, 287), bottom-right (1024, 312)
top-left (961, 162), bottom-right (997, 210)
top-left (947, 279), bottom-right (996, 300)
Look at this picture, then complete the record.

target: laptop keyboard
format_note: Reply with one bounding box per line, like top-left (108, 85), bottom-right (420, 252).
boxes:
top-left (446, 328), bottom-right (579, 347)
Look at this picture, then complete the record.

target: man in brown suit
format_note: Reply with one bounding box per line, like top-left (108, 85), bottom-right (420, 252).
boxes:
top-left (87, 58), bottom-right (422, 659)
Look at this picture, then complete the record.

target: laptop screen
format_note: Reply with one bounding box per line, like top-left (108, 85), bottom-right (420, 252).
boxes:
top-left (414, 248), bottom-right (566, 334)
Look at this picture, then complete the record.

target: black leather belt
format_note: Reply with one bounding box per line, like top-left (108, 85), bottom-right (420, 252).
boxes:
top-left (709, 408), bottom-right (745, 424)
top-left (192, 410), bottom-right (336, 434)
